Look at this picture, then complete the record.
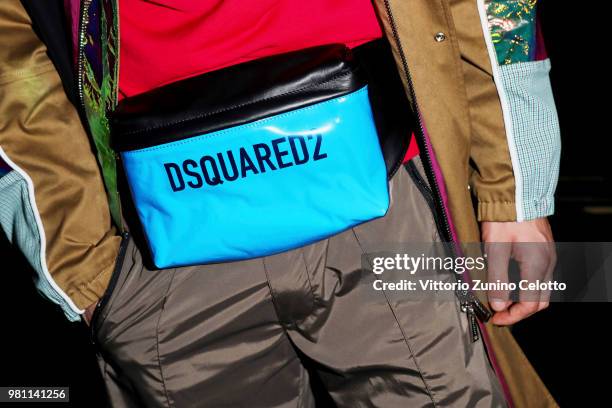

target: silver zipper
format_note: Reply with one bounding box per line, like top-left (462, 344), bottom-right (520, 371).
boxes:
top-left (77, 0), bottom-right (93, 114)
top-left (380, 0), bottom-right (491, 341)
top-left (461, 301), bottom-right (480, 342)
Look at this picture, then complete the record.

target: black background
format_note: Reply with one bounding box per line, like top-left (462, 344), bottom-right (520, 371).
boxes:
top-left (1, 1), bottom-right (610, 406)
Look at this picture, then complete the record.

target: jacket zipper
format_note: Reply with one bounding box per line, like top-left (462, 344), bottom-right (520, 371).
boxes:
top-left (405, 162), bottom-right (483, 342)
top-left (381, 0), bottom-right (491, 341)
top-left (90, 231), bottom-right (130, 349)
top-left (404, 161), bottom-right (448, 241)
top-left (77, 0), bottom-right (92, 115)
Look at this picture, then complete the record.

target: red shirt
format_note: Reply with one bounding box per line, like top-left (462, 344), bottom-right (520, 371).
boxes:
top-left (119, 0), bottom-right (382, 98)
top-left (118, 0), bottom-right (418, 159)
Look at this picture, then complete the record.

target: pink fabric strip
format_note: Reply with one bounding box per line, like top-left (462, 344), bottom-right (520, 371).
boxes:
top-left (478, 319), bottom-right (514, 408)
top-left (419, 113), bottom-right (514, 408)
top-left (63, 0), bottom-right (81, 66)
top-left (535, 19), bottom-right (548, 61)
top-left (534, 12), bottom-right (548, 62)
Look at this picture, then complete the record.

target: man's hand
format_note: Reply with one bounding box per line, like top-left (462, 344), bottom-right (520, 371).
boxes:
top-left (481, 218), bottom-right (556, 326)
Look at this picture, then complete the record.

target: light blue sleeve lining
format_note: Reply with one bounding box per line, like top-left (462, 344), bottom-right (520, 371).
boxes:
top-left (498, 59), bottom-right (561, 220)
top-left (0, 171), bottom-right (81, 321)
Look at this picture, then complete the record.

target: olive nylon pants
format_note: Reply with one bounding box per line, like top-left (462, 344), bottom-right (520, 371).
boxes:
top-left (92, 160), bottom-right (505, 407)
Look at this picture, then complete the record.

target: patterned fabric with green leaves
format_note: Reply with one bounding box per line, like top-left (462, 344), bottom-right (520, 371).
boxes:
top-left (79, 0), bottom-right (122, 229)
top-left (485, 0), bottom-right (538, 65)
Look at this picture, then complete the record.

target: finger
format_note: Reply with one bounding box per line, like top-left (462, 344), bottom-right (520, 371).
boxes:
top-left (484, 242), bottom-right (512, 312)
top-left (538, 242), bottom-right (557, 311)
top-left (491, 301), bottom-right (540, 326)
top-left (537, 301), bottom-right (550, 312)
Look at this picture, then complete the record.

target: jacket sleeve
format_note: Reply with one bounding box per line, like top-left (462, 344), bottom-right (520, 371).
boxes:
top-left (0, 0), bottom-right (121, 320)
top-left (470, 0), bottom-right (561, 222)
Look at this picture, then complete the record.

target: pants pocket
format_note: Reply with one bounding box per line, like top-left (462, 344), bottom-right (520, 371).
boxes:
top-left (94, 239), bottom-right (176, 408)
top-left (91, 232), bottom-right (131, 342)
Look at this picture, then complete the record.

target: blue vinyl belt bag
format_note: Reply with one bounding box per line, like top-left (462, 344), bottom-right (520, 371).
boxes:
top-left (111, 42), bottom-right (409, 268)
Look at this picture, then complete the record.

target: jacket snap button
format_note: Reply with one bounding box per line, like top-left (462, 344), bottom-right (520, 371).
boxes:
top-left (434, 32), bottom-right (447, 42)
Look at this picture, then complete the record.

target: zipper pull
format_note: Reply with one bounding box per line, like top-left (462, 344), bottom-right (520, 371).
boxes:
top-left (461, 301), bottom-right (480, 343)
top-left (469, 295), bottom-right (492, 323)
